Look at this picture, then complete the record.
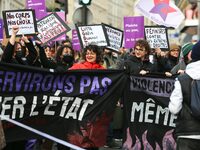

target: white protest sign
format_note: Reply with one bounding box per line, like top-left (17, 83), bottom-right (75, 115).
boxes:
top-left (145, 26), bottom-right (169, 50)
top-left (76, 24), bottom-right (109, 48)
top-left (37, 13), bottom-right (70, 45)
top-left (103, 24), bottom-right (123, 52)
top-left (2, 9), bottom-right (37, 38)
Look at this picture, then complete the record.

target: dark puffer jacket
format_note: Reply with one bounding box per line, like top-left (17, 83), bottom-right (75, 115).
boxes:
top-left (175, 74), bottom-right (200, 137)
top-left (117, 55), bottom-right (156, 75)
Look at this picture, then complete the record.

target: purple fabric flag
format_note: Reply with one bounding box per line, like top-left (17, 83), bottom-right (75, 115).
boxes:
top-left (124, 16), bottom-right (144, 49)
top-left (26, 0), bottom-right (47, 20)
top-left (0, 19), bottom-right (3, 40)
top-left (72, 29), bottom-right (81, 51)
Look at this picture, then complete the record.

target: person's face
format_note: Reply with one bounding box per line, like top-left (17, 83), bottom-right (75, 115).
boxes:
top-left (170, 49), bottom-right (179, 58)
top-left (45, 47), bottom-right (52, 58)
top-left (16, 43), bottom-right (22, 52)
top-left (62, 47), bottom-right (72, 56)
top-left (86, 50), bottom-right (97, 63)
top-left (134, 46), bottom-right (147, 59)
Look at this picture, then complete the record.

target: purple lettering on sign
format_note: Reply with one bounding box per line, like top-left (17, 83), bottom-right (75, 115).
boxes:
top-left (29, 73), bottom-right (43, 91)
top-left (3, 72), bottom-right (16, 92)
top-left (42, 74), bottom-right (54, 91)
top-left (80, 76), bottom-right (91, 94)
top-left (64, 75), bottom-right (76, 93)
top-left (100, 77), bottom-right (112, 95)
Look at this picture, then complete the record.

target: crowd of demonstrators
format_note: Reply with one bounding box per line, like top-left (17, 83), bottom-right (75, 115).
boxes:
top-left (1, 24), bottom-right (199, 150)
top-left (168, 40), bottom-right (200, 150)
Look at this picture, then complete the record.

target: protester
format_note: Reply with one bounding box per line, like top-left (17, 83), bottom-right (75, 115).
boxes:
top-left (168, 40), bottom-right (200, 150)
top-left (102, 48), bottom-right (117, 69)
top-left (36, 42), bottom-right (75, 72)
top-left (69, 44), bottom-right (104, 70)
top-left (117, 39), bottom-right (156, 75)
top-left (36, 43), bottom-right (57, 69)
top-left (171, 42), bottom-right (193, 75)
top-left (1, 26), bottom-right (39, 150)
top-left (70, 44), bottom-right (105, 150)
top-left (1, 25), bottom-right (38, 66)
top-left (155, 43), bottom-right (180, 76)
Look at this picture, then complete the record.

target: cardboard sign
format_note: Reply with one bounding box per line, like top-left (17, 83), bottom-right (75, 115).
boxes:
top-left (2, 9), bottom-right (37, 38)
top-left (36, 13), bottom-right (70, 45)
top-left (103, 24), bottom-right (123, 52)
top-left (50, 12), bottom-right (66, 42)
top-left (76, 24), bottom-right (109, 48)
top-left (145, 26), bottom-right (169, 50)
top-left (26, 0), bottom-right (47, 20)
top-left (124, 16), bottom-right (144, 49)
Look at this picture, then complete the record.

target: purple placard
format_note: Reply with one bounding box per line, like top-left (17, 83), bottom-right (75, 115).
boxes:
top-left (72, 29), bottom-right (81, 51)
top-left (26, 0), bottom-right (47, 20)
top-left (0, 19), bottom-right (3, 40)
top-left (124, 16), bottom-right (144, 49)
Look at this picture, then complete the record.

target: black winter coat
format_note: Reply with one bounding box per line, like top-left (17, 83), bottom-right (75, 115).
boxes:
top-left (175, 74), bottom-right (200, 137)
top-left (117, 55), bottom-right (156, 75)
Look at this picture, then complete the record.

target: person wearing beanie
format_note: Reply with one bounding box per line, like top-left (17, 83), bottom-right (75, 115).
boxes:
top-left (168, 40), bottom-right (200, 150)
top-left (155, 43), bottom-right (180, 76)
top-left (171, 42), bottom-right (193, 74)
top-left (191, 40), bottom-right (200, 62)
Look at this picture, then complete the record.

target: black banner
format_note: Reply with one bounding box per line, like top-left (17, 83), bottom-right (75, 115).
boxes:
top-left (123, 75), bottom-right (177, 150)
top-left (0, 63), bottom-right (127, 148)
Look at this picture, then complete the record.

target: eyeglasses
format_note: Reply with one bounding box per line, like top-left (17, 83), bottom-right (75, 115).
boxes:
top-left (134, 47), bottom-right (145, 52)
top-left (170, 49), bottom-right (179, 52)
top-left (86, 52), bottom-right (96, 56)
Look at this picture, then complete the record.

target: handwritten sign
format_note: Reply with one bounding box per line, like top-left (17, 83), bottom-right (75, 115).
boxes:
top-left (36, 13), bottom-right (70, 45)
top-left (124, 16), bottom-right (144, 49)
top-left (103, 24), bottom-right (123, 52)
top-left (76, 24), bottom-right (109, 48)
top-left (2, 9), bottom-right (37, 38)
top-left (145, 26), bottom-right (169, 50)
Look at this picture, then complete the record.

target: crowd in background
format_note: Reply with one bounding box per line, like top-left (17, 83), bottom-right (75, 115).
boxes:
top-left (0, 25), bottom-right (197, 150)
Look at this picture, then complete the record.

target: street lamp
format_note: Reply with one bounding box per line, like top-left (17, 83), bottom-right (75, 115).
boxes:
top-left (79, 0), bottom-right (92, 5)
top-left (79, 0), bottom-right (92, 25)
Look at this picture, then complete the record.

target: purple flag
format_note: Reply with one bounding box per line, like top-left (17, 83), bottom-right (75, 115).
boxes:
top-left (26, 0), bottom-right (47, 20)
top-left (124, 16), bottom-right (144, 49)
top-left (0, 19), bottom-right (3, 40)
top-left (72, 29), bottom-right (81, 51)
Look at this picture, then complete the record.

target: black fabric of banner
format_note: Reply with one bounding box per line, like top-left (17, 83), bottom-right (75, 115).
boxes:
top-left (122, 74), bottom-right (177, 150)
top-left (0, 63), bottom-right (128, 148)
